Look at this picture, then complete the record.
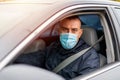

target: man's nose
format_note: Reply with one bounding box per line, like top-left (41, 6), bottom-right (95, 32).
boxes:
top-left (67, 30), bottom-right (72, 33)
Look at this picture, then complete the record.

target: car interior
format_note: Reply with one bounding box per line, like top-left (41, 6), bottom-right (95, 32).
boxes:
top-left (15, 14), bottom-right (108, 78)
top-left (21, 14), bottom-right (107, 67)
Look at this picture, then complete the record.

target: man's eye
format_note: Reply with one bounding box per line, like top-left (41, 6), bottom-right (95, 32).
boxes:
top-left (72, 29), bottom-right (78, 32)
top-left (62, 28), bottom-right (66, 30)
top-left (62, 28), bottom-right (68, 31)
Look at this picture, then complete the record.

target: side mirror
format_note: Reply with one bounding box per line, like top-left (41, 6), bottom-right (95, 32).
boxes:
top-left (0, 64), bottom-right (65, 80)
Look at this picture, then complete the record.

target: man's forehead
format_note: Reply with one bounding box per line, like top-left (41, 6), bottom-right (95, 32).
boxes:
top-left (60, 18), bottom-right (81, 25)
top-left (59, 19), bottom-right (81, 27)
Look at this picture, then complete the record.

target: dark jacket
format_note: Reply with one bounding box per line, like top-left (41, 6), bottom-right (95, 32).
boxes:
top-left (15, 39), bottom-right (100, 80)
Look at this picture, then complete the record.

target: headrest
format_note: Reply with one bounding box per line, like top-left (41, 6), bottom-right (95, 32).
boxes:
top-left (81, 25), bottom-right (100, 51)
top-left (23, 39), bottom-right (46, 54)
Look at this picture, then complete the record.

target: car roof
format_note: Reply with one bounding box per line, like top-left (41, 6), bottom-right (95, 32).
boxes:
top-left (0, 0), bottom-right (120, 6)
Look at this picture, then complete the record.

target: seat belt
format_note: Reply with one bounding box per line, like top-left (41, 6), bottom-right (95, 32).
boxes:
top-left (53, 35), bottom-right (104, 73)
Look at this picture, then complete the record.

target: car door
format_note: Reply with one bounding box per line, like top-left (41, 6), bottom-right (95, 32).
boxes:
top-left (13, 2), bottom-right (119, 79)
top-left (0, 1), bottom-right (120, 80)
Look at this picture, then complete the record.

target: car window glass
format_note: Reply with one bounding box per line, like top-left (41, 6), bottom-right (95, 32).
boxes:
top-left (79, 14), bottom-right (103, 30)
top-left (114, 8), bottom-right (120, 24)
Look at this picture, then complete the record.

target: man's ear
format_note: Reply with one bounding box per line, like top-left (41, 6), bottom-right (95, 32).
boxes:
top-left (78, 29), bottom-right (83, 38)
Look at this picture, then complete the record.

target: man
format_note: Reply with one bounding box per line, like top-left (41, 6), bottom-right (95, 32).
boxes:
top-left (15, 16), bottom-right (100, 80)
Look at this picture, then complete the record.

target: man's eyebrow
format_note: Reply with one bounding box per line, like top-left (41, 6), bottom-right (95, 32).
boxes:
top-left (60, 26), bottom-right (68, 29)
top-left (72, 28), bottom-right (78, 29)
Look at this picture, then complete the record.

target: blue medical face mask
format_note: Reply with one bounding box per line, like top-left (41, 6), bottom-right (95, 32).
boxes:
top-left (60, 33), bottom-right (78, 50)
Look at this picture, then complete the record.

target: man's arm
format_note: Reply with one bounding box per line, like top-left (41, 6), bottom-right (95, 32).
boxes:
top-left (14, 50), bottom-right (45, 68)
top-left (78, 48), bottom-right (100, 75)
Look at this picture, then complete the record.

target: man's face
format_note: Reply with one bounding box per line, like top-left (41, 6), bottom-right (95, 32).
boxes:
top-left (58, 18), bottom-right (83, 41)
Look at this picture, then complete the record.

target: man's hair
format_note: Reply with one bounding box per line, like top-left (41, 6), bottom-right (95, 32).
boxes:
top-left (59, 16), bottom-right (81, 24)
top-left (65, 16), bottom-right (80, 20)
top-left (59, 16), bottom-right (81, 27)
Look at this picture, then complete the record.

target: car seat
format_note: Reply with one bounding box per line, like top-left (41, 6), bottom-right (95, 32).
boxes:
top-left (23, 39), bottom-right (46, 54)
top-left (81, 25), bottom-right (107, 67)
